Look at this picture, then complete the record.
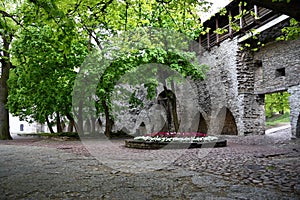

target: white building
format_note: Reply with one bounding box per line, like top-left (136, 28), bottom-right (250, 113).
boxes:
top-left (9, 113), bottom-right (49, 134)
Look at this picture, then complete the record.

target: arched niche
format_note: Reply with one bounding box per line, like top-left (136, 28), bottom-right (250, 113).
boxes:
top-left (218, 107), bottom-right (238, 135)
top-left (157, 87), bottom-right (178, 132)
top-left (137, 122), bottom-right (147, 135)
top-left (197, 112), bottom-right (208, 134)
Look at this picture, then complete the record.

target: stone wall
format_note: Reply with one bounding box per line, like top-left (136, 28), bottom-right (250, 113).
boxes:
top-left (176, 36), bottom-right (267, 136)
top-left (193, 17), bottom-right (300, 137)
top-left (109, 25), bottom-right (299, 138)
top-left (111, 79), bottom-right (200, 136)
top-left (253, 38), bottom-right (300, 138)
top-left (288, 85), bottom-right (300, 138)
top-left (236, 47), bottom-right (266, 135)
top-left (254, 39), bottom-right (300, 94)
top-left (196, 38), bottom-right (245, 135)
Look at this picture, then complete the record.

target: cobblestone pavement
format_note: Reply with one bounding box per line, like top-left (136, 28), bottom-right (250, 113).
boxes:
top-left (0, 128), bottom-right (299, 199)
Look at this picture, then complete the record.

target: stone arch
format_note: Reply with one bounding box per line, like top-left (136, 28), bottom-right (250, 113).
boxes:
top-left (157, 87), bottom-right (178, 132)
top-left (297, 113), bottom-right (300, 138)
top-left (218, 107), bottom-right (238, 135)
top-left (197, 112), bottom-right (208, 133)
top-left (137, 122), bottom-right (147, 135)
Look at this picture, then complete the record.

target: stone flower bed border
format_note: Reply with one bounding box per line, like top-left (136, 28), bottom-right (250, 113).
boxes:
top-left (125, 132), bottom-right (227, 149)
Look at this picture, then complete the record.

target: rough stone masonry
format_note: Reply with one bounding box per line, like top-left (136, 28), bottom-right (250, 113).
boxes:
top-left (195, 19), bottom-right (300, 138)
top-left (111, 6), bottom-right (300, 139)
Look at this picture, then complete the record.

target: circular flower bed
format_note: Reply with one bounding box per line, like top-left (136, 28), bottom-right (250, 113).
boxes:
top-left (125, 132), bottom-right (226, 149)
top-left (134, 133), bottom-right (218, 143)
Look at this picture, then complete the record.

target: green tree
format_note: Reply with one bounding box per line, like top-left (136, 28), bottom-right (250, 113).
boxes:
top-left (3, 0), bottom-right (297, 139)
top-left (8, 24), bottom-right (88, 133)
top-left (74, 34), bottom-right (207, 137)
top-left (265, 91), bottom-right (290, 118)
top-left (68, 0), bottom-right (210, 137)
top-left (0, 0), bottom-right (24, 139)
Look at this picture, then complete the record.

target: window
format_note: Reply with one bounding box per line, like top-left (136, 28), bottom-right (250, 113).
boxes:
top-left (275, 68), bottom-right (285, 77)
top-left (20, 124), bottom-right (24, 132)
top-left (254, 60), bottom-right (262, 67)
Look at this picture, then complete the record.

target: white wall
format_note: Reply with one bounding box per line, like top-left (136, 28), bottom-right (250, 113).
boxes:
top-left (9, 113), bottom-right (49, 134)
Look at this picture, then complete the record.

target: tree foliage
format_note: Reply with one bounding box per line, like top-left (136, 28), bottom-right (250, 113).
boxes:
top-left (1, 0), bottom-right (298, 139)
top-left (8, 25), bottom-right (88, 131)
top-left (73, 27), bottom-right (208, 136)
top-left (265, 92), bottom-right (290, 118)
top-left (5, 0), bottom-right (210, 136)
top-left (5, 0), bottom-right (88, 133)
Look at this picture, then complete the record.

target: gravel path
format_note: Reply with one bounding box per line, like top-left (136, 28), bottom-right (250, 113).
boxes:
top-left (0, 128), bottom-right (299, 199)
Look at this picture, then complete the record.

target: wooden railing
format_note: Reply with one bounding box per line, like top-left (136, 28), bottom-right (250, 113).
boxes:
top-left (200, 6), bottom-right (279, 50)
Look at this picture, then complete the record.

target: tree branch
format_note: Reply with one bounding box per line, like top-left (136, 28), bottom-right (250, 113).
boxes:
top-left (0, 10), bottom-right (26, 30)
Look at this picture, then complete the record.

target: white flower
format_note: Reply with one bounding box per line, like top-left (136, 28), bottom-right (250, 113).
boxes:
top-left (133, 135), bottom-right (219, 143)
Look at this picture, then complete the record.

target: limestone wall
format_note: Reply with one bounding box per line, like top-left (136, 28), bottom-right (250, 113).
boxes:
top-left (108, 32), bottom-right (299, 138)
top-left (253, 38), bottom-right (300, 138)
top-left (288, 85), bottom-right (300, 138)
top-left (111, 80), bottom-right (200, 135)
top-left (197, 37), bottom-right (269, 135)
top-left (196, 38), bottom-right (246, 135)
top-left (254, 39), bottom-right (300, 94)
top-left (236, 47), bottom-right (266, 135)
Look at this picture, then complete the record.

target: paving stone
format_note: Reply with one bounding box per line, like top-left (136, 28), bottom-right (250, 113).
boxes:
top-left (0, 127), bottom-right (299, 199)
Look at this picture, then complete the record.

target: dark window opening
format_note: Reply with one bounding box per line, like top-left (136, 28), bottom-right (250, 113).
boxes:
top-left (20, 124), bottom-right (24, 131)
top-left (254, 60), bottom-right (262, 67)
top-left (275, 68), bottom-right (285, 77)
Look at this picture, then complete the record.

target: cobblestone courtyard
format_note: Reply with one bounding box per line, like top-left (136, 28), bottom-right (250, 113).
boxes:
top-left (0, 127), bottom-right (299, 199)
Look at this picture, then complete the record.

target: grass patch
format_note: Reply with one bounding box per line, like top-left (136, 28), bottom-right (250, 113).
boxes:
top-left (266, 112), bottom-right (290, 127)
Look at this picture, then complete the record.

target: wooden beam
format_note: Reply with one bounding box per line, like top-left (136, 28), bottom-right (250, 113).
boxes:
top-left (239, 4), bottom-right (243, 29)
top-left (207, 31), bottom-right (210, 49)
top-left (254, 5), bottom-right (258, 19)
top-left (228, 10), bottom-right (233, 37)
top-left (199, 36), bottom-right (202, 51)
top-left (216, 18), bottom-right (219, 43)
top-left (245, 0), bottom-right (300, 21)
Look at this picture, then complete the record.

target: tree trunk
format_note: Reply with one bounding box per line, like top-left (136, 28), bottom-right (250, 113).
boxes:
top-left (170, 82), bottom-right (179, 132)
top-left (163, 86), bottom-right (179, 132)
top-left (102, 100), bottom-right (113, 138)
top-left (66, 113), bottom-right (76, 133)
top-left (90, 116), bottom-right (96, 134)
top-left (279, 92), bottom-right (284, 115)
top-left (56, 112), bottom-right (63, 133)
top-left (97, 117), bottom-right (102, 132)
top-left (76, 99), bottom-right (84, 134)
top-left (0, 35), bottom-right (12, 140)
top-left (171, 98), bottom-right (179, 133)
top-left (46, 116), bottom-right (55, 133)
top-left (67, 121), bottom-right (74, 132)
